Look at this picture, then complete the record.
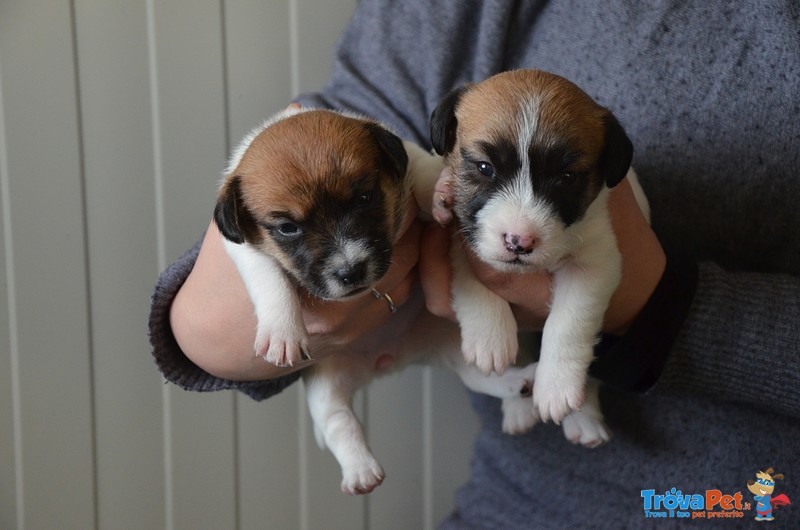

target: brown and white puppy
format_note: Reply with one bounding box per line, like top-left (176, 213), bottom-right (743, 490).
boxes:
top-left (215, 107), bottom-right (410, 367)
top-left (214, 106), bottom-right (542, 495)
top-left (430, 69), bottom-right (650, 424)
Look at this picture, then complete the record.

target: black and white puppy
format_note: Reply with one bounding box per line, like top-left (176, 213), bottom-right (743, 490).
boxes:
top-left (430, 69), bottom-right (651, 424)
top-left (214, 106), bottom-right (543, 495)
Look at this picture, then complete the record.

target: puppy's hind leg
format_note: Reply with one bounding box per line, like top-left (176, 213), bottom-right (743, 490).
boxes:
top-left (304, 357), bottom-right (384, 495)
top-left (560, 379), bottom-right (611, 448)
top-left (443, 350), bottom-right (541, 435)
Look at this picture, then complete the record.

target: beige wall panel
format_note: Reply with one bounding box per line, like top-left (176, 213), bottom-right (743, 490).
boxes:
top-left (72, 1), bottom-right (167, 526)
top-left (0, 125), bottom-right (18, 528)
top-left (366, 367), bottom-right (426, 530)
top-left (148, 0), bottom-right (237, 527)
top-left (0, 1), bottom-right (96, 528)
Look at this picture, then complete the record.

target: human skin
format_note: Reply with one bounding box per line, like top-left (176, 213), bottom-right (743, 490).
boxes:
top-left (419, 177), bottom-right (665, 335)
top-left (170, 176), bottom-right (664, 381)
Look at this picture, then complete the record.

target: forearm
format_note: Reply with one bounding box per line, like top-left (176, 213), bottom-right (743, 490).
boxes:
top-left (660, 262), bottom-right (800, 417)
top-left (149, 228), bottom-right (302, 401)
top-left (593, 256), bottom-right (800, 418)
top-left (169, 222), bottom-right (315, 382)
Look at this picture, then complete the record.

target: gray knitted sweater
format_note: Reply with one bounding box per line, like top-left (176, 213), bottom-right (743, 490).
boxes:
top-left (150, 1), bottom-right (800, 527)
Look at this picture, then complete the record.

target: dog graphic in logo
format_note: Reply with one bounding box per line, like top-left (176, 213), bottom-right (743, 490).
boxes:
top-left (747, 468), bottom-right (791, 521)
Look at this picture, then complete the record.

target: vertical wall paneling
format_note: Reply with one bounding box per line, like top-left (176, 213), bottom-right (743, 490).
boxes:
top-left (0, 1), bottom-right (96, 528)
top-left (148, 0), bottom-right (238, 528)
top-left (430, 371), bottom-right (481, 523)
top-left (0, 60), bottom-right (19, 529)
top-left (72, 1), bottom-right (166, 527)
top-left (366, 367), bottom-right (426, 530)
top-left (0, 1), bottom-right (484, 528)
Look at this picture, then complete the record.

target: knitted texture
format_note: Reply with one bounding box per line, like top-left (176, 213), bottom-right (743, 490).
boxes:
top-left (148, 242), bottom-right (300, 401)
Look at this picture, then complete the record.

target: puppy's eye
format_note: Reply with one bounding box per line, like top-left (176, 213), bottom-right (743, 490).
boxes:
top-left (355, 191), bottom-right (373, 208)
top-left (559, 171), bottom-right (584, 184)
top-left (476, 161), bottom-right (495, 178)
top-left (276, 222), bottom-right (302, 238)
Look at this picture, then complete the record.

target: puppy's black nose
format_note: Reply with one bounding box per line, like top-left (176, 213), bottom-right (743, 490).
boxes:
top-left (335, 262), bottom-right (367, 286)
top-left (505, 233), bottom-right (535, 255)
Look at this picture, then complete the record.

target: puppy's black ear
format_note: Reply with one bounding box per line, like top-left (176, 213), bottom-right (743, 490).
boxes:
top-left (367, 123), bottom-right (409, 180)
top-left (213, 176), bottom-right (257, 244)
top-left (430, 85), bottom-right (468, 155)
top-left (598, 113), bottom-right (634, 188)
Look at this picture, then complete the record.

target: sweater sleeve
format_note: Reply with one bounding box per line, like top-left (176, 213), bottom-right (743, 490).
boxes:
top-left (591, 254), bottom-right (800, 419)
top-left (148, 241), bottom-right (301, 401)
top-left (659, 263), bottom-right (800, 418)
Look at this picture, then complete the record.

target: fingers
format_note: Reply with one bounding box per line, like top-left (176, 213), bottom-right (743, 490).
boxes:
top-left (603, 178), bottom-right (666, 334)
top-left (419, 223), bottom-right (457, 320)
top-left (431, 167), bottom-right (456, 225)
top-left (303, 219), bottom-right (422, 346)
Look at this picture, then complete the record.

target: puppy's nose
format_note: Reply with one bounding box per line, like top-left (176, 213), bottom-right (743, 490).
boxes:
top-left (504, 233), bottom-right (535, 255)
top-left (335, 262), bottom-right (367, 286)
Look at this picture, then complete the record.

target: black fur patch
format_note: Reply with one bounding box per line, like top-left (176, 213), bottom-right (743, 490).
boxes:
top-left (214, 176), bottom-right (259, 244)
top-left (272, 183), bottom-right (394, 298)
top-left (598, 114), bottom-right (633, 188)
top-left (454, 135), bottom-right (603, 234)
top-left (430, 85), bottom-right (469, 155)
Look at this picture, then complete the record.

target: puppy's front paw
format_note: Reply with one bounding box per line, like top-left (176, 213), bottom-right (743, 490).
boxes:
top-left (502, 396), bottom-right (540, 435)
top-left (462, 332), bottom-right (517, 375)
top-left (460, 315), bottom-right (518, 375)
top-left (254, 320), bottom-right (309, 367)
top-left (532, 360), bottom-right (587, 423)
top-left (341, 459), bottom-right (385, 495)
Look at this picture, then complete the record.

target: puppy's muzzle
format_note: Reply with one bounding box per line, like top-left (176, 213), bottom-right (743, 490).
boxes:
top-left (335, 261), bottom-right (368, 287)
top-left (505, 233), bottom-right (536, 255)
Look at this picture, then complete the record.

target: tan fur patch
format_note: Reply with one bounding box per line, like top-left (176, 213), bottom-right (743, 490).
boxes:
top-left (220, 110), bottom-right (408, 276)
top-left (453, 70), bottom-right (608, 173)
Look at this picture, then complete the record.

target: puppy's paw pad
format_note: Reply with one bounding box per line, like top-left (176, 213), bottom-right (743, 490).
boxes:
top-left (502, 397), bottom-right (540, 435)
top-left (341, 460), bottom-right (385, 495)
top-left (561, 411), bottom-right (611, 448)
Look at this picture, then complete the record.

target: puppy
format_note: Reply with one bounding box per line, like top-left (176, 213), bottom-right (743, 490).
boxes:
top-left (214, 106), bottom-right (543, 495)
top-left (430, 69), bottom-right (651, 425)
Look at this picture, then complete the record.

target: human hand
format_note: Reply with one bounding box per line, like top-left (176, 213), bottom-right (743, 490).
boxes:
top-left (419, 176), bottom-right (665, 335)
top-left (171, 213), bottom-right (422, 381)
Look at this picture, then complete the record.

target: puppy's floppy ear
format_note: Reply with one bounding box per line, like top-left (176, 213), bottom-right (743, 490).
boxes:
top-left (213, 176), bottom-right (258, 244)
top-left (598, 113), bottom-right (634, 188)
top-left (366, 123), bottom-right (409, 179)
top-left (430, 85), bottom-right (468, 156)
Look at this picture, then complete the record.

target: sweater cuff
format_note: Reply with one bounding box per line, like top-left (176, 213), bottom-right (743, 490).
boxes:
top-left (148, 241), bottom-right (301, 402)
top-left (589, 246), bottom-right (698, 393)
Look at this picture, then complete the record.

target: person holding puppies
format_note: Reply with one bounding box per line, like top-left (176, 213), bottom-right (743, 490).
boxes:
top-left (150, 0), bottom-right (800, 526)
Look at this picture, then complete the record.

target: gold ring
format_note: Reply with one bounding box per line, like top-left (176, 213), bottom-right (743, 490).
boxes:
top-left (371, 288), bottom-right (397, 314)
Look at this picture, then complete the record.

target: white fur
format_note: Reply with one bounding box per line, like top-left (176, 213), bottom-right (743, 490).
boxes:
top-left (223, 239), bottom-right (309, 366)
top-left (224, 116), bottom-right (608, 495)
top-left (439, 88), bottom-right (650, 427)
top-left (448, 165), bottom-right (647, 426)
